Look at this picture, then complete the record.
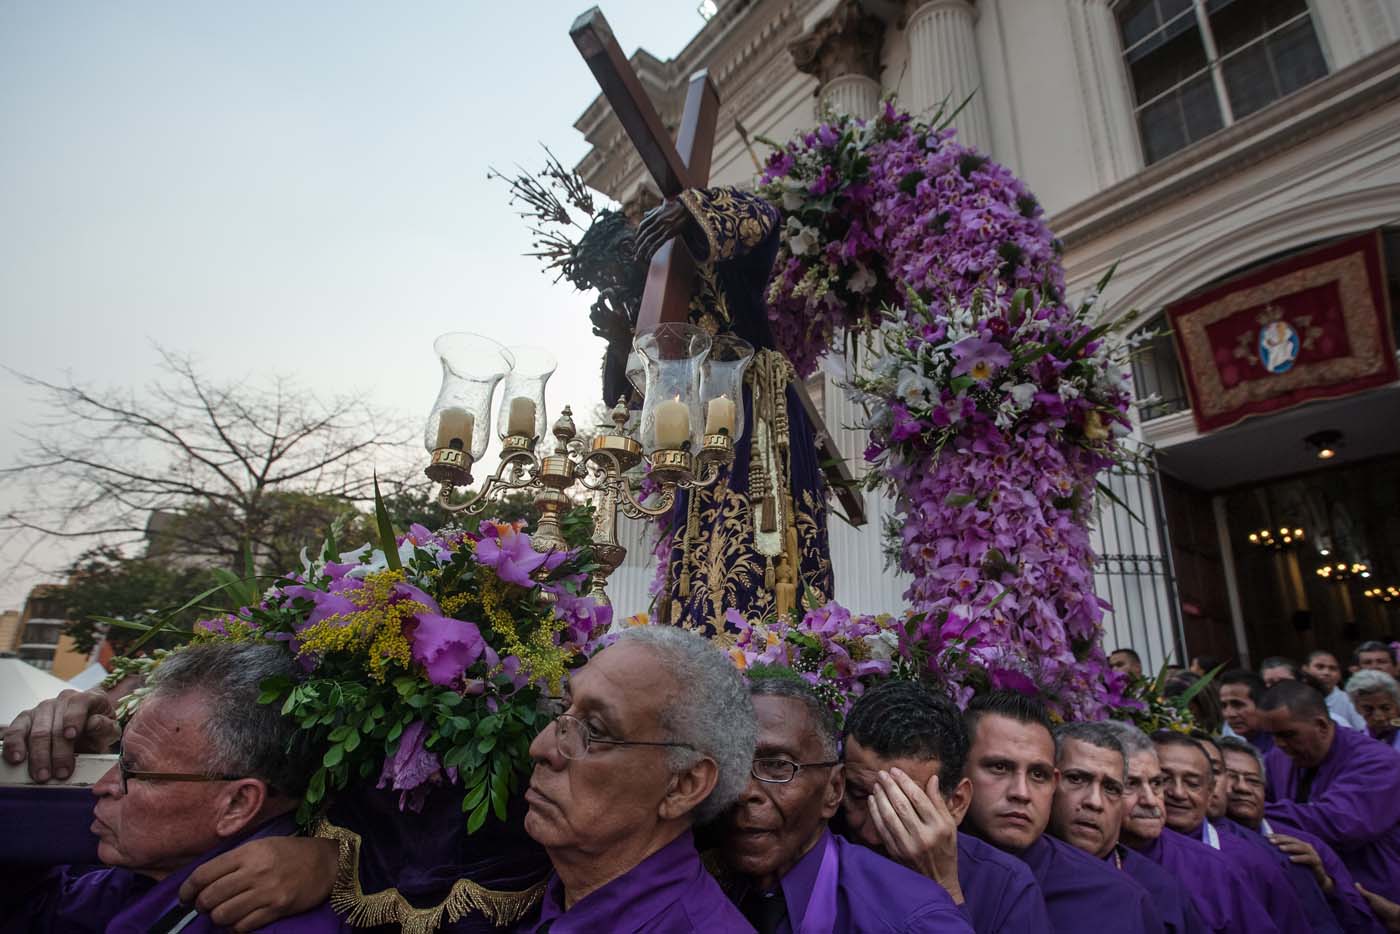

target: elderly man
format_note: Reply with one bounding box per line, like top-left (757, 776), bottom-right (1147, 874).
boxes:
top-left (839, 679), bottom-right (1051, 933)
top-left (1345, 670), bottom-right (1400, 751)
top-left (1260, 680), bottom-right (1400, 903)
top-left (1218, 669), bottom-right (1274, 754)
top-left (1303, 650), bottom-right (1368, 731)
top-left (1102, 722), bottom-right (1275, 934)
top-left (1353, 642), bottom-right (1398, 678)
top-left (0, 643), bottom-right (346, 933)
top-left (1110, 648), bottom-right (1144, 677)
top-left (1048, 723), bottom-right (1200, 934)
top-left (718, 674), bottom-right (971, 933)
top-left (519, 625), bottom-right (754, 932)
top-left (1219, 737), bottom-right (1383, 933)
top-left (1153, 730), bottom-right (1311, 932)
top-left (961, 693), bottom-right (1163, 934)
top-left (1260, 657), bottom-right (1300, 688)
top-left (1196, 733), bottom-right (1342, 934)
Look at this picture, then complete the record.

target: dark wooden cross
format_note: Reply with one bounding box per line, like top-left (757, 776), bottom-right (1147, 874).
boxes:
top-left (570, 7), bottom-right (866, 525)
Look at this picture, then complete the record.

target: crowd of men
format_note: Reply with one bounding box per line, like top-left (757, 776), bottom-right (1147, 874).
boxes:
top-left (3, 631), bottom-right (1400, 933)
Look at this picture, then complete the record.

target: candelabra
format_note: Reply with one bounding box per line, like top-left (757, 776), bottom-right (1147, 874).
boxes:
top-left (1247, 526), bottom-right (1304, 549)
top-left (422, 325), bottom-right (754, 607)
top-left (1315, 561), bottom-right (1370, 582)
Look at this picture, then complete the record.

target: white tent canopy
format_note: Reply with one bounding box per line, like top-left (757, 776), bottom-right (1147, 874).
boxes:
top-left (0, 658), bottom-right (72, 726)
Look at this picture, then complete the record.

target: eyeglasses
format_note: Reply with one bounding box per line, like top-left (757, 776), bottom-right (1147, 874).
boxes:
top-left (751, 757), bottom-right (840, 784)
top-left (116, 759), bottom-right (243, 795)
top-left (550, 713), bottom-right (696, 760)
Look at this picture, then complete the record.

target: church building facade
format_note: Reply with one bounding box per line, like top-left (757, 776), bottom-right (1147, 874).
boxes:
top-left (577, 0), bottom-right (1400, 672)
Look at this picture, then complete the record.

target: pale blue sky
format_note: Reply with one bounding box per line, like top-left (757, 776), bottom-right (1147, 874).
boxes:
top-left (0, 2), bottom-right (712, 609)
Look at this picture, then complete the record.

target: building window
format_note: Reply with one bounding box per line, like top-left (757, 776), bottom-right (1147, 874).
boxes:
top-left (1129, 315), bottom-right (1190, 421)
top-left (1118, 0), bottom-right (1328, 164)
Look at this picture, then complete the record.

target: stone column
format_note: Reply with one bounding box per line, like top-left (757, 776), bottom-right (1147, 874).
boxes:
top-left (905, 0), bottom-right (992, 153)
top-left (789, 0), bottom-right (887, 120)
top-left (1068, 0), bottom-right (1144, 187)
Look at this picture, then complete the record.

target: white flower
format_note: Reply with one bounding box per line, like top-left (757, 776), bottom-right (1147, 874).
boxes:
top-left (896, 369), bottom-right (937, 406)
top-left (788, 225), bottom-right (819, 256)
top-left (1009, 382), bottom-right (1037, 410)
top-left (1058, 380), bottom-right (1081, 401)
top-left (781, 187), bottom-right (805, 211)
top-left (848, 263), bottom-right (876, 294)
top-left (863, 629), bottom-right (900, 662)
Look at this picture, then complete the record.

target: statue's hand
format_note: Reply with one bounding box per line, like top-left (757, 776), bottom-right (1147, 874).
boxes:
top-left (635, 198), bottom-right (693, 263)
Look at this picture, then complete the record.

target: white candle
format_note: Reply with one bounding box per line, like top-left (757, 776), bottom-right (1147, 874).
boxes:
top-left (507, 397), bottom-right (537, 437)
top-left (435, 408), bottom-right (474, 451)
top-left (704, 395), bottom-right (736, 436)
top-left (654, 397), bottom-right (690, 449)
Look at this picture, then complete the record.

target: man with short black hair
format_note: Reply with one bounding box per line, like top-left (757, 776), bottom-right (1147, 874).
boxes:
top-left (1110, 648), bottom-right (1144, 677)
top-left (1261, 657), bottom-right (1300, 688)
top-left (1218, 669), bottom-right (1274, 754)
top-left (1260, 679), bottom-right (1400, 902)
top-left (1353, 642), bottom-right (1397, 679)
top-left (963, 693), bottom-right (1163, 934)
top-left (1049, 723), bottom-right (1201, 934)
top-left (841, 679), bottom-right (1050, 933)
top-left (1303, 650), bottom-right (1367, 731)
top-left (719, 673), bottom-right (971, 932)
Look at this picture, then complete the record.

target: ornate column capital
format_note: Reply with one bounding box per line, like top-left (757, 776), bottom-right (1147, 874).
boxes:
top-left (905, 0), bottom-right (977, 25)
top-left (789, 0), bottom-right (887, 86)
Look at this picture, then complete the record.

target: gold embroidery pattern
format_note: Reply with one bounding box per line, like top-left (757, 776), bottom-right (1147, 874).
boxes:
top-left (1174, 248), bottom-right (1392, 417)
top-left (314, 819), bottom-right (545, 934)
top-left (678, 188), bottom-right (780, 265)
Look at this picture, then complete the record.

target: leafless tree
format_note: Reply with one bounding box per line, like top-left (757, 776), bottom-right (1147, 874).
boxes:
top-left (2, 350), bottom-right (415, 573)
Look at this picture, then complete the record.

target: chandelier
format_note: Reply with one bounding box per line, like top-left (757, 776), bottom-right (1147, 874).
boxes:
top-left (1247, 526), bottom-right (1304, 550)
top-left (1315, 560), bottom-right (1370, 582)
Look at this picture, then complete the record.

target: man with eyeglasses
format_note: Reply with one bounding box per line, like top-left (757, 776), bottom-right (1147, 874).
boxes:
top-left (716, 673), bottom-right (972, 933)
top-left (0, 642), bottom-right (346, 933)
top-left (839, 678), bottom-right (1051, 933)
top-left (1048, 723), bottom-right (1201, 934)
top-left (1153, 730), bottom-right (1310, 933)
top-left (1219, 737), bottom-right (1382, 933)
top-left (1102, 722), bottom-right (1274, 934)
top-left (517, 625), bottom-right (756, 933)
top-left (961, 693), bottom-right (1163, 934)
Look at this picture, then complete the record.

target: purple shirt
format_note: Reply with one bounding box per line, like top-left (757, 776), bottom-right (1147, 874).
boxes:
top-left (1111, 845), bottom-right (1207, 934)
top-left (1134, 829), bottom-right (1279, 934)
top-left (1015, 834), bottom-right (1163, 934)
top-left (2, 814), bottom-right (348, 934)
top-left (1210, 817), bottom-right (1335, 934)
top-left (524, 830), bottom-right (751, 933)
top-left (955, 832), bottom-right (1052, 934)
top-left (1262, 817), bottom-right (1387, 934)
top-left (1265, 723), bottom-right (1400, 901)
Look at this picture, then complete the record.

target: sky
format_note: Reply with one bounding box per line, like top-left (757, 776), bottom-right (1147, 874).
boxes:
top-left (0, 2), bottom-right (712, 610)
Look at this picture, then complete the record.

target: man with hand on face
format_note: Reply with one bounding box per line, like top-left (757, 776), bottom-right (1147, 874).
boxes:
top-left (1259, 680), bottom-right (1400, 904)
top-left (1196, 733), bottom-right (1342, 934)
top-left (1303, 650), bottom-right (1368, 731)
top-left (1219, 737), bottom-right (1383, 933)
top-left (839, 679), bottom-right (1051, 933)
top-left (520, 625), bottom-right (756, 933)
top-left (961, 692), bottom-right (1163, 934)
top-left (718, 672), bottom-right (972, 933)
top-left (1048, 723), bottom-right (1202, 934)
top-left (1152, 731), bottom-right (1311, 933)
top-left (1218, 669), bottom-right (1274, 754)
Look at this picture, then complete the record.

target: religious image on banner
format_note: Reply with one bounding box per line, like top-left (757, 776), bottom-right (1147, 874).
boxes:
top-left (1167, 231), bottom-right (1397, 434)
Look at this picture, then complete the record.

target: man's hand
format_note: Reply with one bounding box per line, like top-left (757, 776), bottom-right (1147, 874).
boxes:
top-left (178, 836), bottom-right (339, 932)
top-left (634, 199), bottom-right (693, 263)
top-left (1267, 833), bottom-right (1332, 894)
top-left (868, 767), bottom-right (964, 905)
top-left (1356, 884), bottom-right (1400, 933)
top-left (2, 688), bottom-right (119, 782)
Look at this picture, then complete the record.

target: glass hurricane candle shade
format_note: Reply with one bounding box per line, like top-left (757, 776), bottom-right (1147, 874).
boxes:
top-left (424, 332), bottom-right (513, 462)
top-left (699, 334), bottom-right (754, 443)
top-left (634, 323), bottom-right (710, 453)
top-left (497, 346), bottom-right (556, 441)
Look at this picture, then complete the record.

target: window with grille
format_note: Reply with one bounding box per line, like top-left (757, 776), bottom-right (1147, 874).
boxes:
top-left (1118, 0), bottom-right (1329, 164)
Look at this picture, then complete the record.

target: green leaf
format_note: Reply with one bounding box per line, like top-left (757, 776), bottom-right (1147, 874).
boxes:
top-left (1095, 480), bottom-right (1145, 526)
top-left (1177, 663), bottom-right (1226, 709)
top-left (373, 474), bottom-right (402, 571)
top-left (343, 731), bottom-right (361, 753)
top-left (944, 493), bottom-right (975, 508)
top-left (463, 781), bottom-right (489, 810)
top-left (323, 744), bottom-right (344, 768)
top-left (306, 769), bottom-right (326, 805)
top-left (478, 736), bottom-right (497, 754)
top-left (466, 798), bottom-right (490, 834)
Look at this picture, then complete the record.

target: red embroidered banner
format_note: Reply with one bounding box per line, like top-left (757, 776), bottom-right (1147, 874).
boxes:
top-left (1167, 232), bottom-right (1396, 434)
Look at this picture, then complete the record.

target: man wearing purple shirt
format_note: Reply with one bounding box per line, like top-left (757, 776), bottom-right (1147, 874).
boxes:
top-left (717, 674), bottom-right (972, 933)
top-left (1218, 670), bottom-right (1275, 755)
top-left (518, 626), bottom-right (755, 933)
top-left (1102, 722), bottom-right (1278, 934)
top-left (1259, 679), bottom-right (1400, 904)
top-left (1220, 736), bottom-right (1383, 933)
top-left (0, 643), bottom-right (347, 934)
top-left (961, 692), bottom-right (1164, 934)
top-left (1048, 722), bottom-right (1203, 934)
top-left (839, 679), bottom-right (1052, 934)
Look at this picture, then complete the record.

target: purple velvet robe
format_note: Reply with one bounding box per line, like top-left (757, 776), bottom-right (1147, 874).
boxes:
top-left (733, 828), bottom-right (971, 933)
top-left (1111, 845), bottom-right (1207, 934)
top-left (1264, 724), bottom-right (1400, 902)
top-left (1261, 817), bottom-right (1387, 934)
top-left (1210, 817), bottom-right (1335, 934)
top-left (0, 814), bottom-right (348, 934)
top-left (522, 830), bottom-right (752, 933)
top-left (1014, 834), bottom-right (1163, 934)
top-left (1133, 829), bottom-right (1279, 934)
top-left (955, 832), bottom-right (1052, 934)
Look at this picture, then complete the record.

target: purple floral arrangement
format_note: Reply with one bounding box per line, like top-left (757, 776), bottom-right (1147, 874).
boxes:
top-left (189, 519), bottom-right (610, 829)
